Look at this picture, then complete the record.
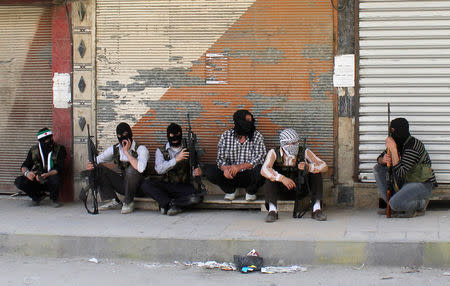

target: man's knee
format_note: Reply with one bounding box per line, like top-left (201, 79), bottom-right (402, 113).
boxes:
top-left (373, 163), bottom-right (386, 176)
top-left (204, 164), bottom-right (220, 180)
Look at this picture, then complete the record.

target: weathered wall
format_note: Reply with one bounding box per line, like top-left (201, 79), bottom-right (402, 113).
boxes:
top-left (71, 0), bottom-right (96, 199)
top-left (96, 0), bottom-right (335, 177)
top-left (336, 0), bottom-right (356, 206)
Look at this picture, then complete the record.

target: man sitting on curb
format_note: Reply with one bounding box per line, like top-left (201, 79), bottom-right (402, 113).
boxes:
top-left (141, 123), bottom-right (202, 216)
top-left (260, 128), bottom-right (328, 222)
top-left (205, 109), bottom-right (266, 201)
top-left (14, 127), bottom-right (66, 207)
top-left (86, 122), bottom-right (149, 214)
top-left (374, 117), bottom-right (437, 217)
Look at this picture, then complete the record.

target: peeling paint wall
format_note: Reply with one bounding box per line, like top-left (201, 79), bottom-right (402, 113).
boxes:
top-left (96, 0), bottom-right (334, 173)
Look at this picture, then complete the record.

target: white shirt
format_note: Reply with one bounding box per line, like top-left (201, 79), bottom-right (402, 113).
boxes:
top-left (96, 140), bottom-right (149, 173)
top-left (154, 142), bottom-right (182, 175)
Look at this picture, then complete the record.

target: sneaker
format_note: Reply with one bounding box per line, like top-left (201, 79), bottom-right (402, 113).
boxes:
top-left (167, 205), bottom-right (182, 216)
top-left (98, 200), bottom-right (122, 211)
top-left (121, 202), bottom-right (135, 214)
top-left (265, 211), bottom-right (278, 223)
top-left (224, 190), bottom-right (237, 201)
top-left (311, 209), bottom-right (327, 221)
top-left (160, 205), bottom-right (168, 215)
top-left (245, 193), bottom-right (257, 201)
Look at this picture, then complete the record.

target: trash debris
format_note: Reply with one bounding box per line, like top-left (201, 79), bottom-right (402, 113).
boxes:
top-left (442, 272), bottom-right (450, 276)
top-left (88, 257), bottom-right (99, 264)
top-left (183, 261), bottom-right (237, 271)
top-left (401, 267), bottom-right (420, 274)
top-left (234, 250), bottom-right (264, 273)
top-left (261, 266), bottom-right (307, 274)
top-left (381, 276), bottom-right (393, 280)
top-left (352, 264), bottom-right (365, 270)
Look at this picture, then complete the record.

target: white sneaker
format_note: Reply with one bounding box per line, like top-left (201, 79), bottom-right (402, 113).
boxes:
top-left (121, 202), bottom-right (135, 214)
top-left (245, 193), bottom-right (257, 201)
top-left (224, 190), bottom-right (237, 201)
top-left (98, 200), bottom-right (122, 211)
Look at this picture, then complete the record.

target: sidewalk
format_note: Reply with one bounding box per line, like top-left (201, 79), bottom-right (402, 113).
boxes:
top-left (1, 196), bottom-right (449, 266)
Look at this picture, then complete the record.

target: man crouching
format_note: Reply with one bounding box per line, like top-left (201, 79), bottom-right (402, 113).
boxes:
top-left (86, 122), bottom-right (149, 214)
top-left (141, 123), bottom-right (202, 216)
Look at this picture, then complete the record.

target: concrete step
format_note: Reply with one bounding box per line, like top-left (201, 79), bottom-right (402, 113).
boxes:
top-left (134, 194), bottom-right (302, 212)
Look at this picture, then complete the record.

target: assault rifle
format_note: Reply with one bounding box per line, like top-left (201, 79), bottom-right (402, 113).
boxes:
top-left (79, 124), bottom-right (99, 214)
top-left (386, 103), bottom-right (393, 218)
top-left (183, 114), bottom-right (207, 198)
top-left (293, 138), bottom-right (311, 218)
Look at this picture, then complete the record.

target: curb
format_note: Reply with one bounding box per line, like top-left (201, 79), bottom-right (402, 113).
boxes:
top-left (1, 233), bottom-right (449, 266)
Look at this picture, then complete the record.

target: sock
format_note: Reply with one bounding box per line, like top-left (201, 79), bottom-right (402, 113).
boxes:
top-left (313, 200), bottom-right (321, 212)
top-left (269, 202), bottom-right (277, 213)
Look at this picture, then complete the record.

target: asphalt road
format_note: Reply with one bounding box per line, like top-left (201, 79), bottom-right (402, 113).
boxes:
top-left (1, 255), bottom-right (449, 286)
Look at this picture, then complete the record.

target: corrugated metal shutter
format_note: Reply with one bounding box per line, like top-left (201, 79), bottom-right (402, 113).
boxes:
top-left (96, 0), bottom-right (334, 170)
top-left (358, 0), bottom-right (450, 183)
top-left (0, 5), bottom-right (53, 192)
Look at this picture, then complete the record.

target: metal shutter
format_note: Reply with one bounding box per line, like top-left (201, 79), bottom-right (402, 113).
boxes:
top-left (358, 0), bottom-right (450, 183)
top-left (96, 0), bottom-right (334, 170)
top-left (0, 5), bottom-right (53, 192)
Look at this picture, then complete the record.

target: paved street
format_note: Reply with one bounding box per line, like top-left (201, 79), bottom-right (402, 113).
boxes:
top-left (1, 255), bottom-right (449, 286)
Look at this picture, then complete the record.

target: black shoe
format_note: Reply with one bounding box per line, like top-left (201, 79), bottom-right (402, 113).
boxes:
top-left (312, 209), bottom-right (327, 221)
top-left (52, 201), bottom-right (62, 208)
top-left (265, 211), bottom-right (278, 223)
top-left (30, 200), bottom-right (40, 207)
top-left (167, 205), bottom-right (182, 216)
top-left (188, 194), bottom-right (202, 205)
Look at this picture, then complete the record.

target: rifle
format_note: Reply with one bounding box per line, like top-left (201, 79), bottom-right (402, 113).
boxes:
top-left (183, 114), bottom-right (207, 198)
top-left (293, 138), bottom-right (311, 218)
top-left (79, 124), bottom-right (99, 214)
top-left (386, 103), bottom-right (393, 218)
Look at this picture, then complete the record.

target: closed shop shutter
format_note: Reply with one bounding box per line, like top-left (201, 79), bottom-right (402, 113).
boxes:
top-left (358, 0), bottom-right (450, 183)
top-left (0, 5), bottom-right (53, 192)
top-left (96, 0), bottom-right (334, 171)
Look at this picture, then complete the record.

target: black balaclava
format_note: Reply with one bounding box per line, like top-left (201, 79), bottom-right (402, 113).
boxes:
top-left (37, 127), bottom-right (54, 160)
top-left (233, 109), bottom-right (256, 140)
top-left (390, 117), bottom-right (410, 153)
top-left (167, 123), bottom-right (182, 147)
top-left (116, 122), bottom-right (133, 144)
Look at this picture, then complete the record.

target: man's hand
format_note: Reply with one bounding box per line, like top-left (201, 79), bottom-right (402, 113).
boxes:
top-left (175, 148), bottom-right (189, 162)
top-left (298, 162), bottom-right (308, 171)
top-left (380, 153), bottom-right (392, 165)
top-left (193, 167), bottom-right (202, 177)
top-left (221, 165), bottom-right (234, 179)
top-left (86, 162), bottom-right (95, 170)
top-left (281, 177), bottom-right (296, 190)
top-left (229, 165), bottom-right (241, 177)
top-left (25, 171), bottom-right (36, 181)
top-left (385, 136), bottom-right (397, 152)
top-left (121, 139), bottom-right (132, 153)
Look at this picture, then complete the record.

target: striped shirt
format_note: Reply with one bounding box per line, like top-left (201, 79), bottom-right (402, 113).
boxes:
top-left (379, 136), bottom-right (437, 186)
top-left (216, 129), bottom-right (266, 168)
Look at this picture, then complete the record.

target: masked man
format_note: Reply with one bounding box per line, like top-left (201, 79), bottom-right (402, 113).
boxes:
top-left (14, 128), bottom-right (67, 207)
top-left (141, 123), bottom-right (202, 216)
top-left (205, 109), bottom-right (266, 201)
top-left (260, 128), bottom-right (328, 222)
top-left (86, 122), bottom-right (149, 214)
top-left (374, 118), bottom-right (437, 217)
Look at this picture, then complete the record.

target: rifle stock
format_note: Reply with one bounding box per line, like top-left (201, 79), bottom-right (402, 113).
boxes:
top-left (186, 114), bottom-right (207, 196)
top-left (293, 138), bottom-right (310, 218)
top-left (81, 124), bottom-right (99, 214)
